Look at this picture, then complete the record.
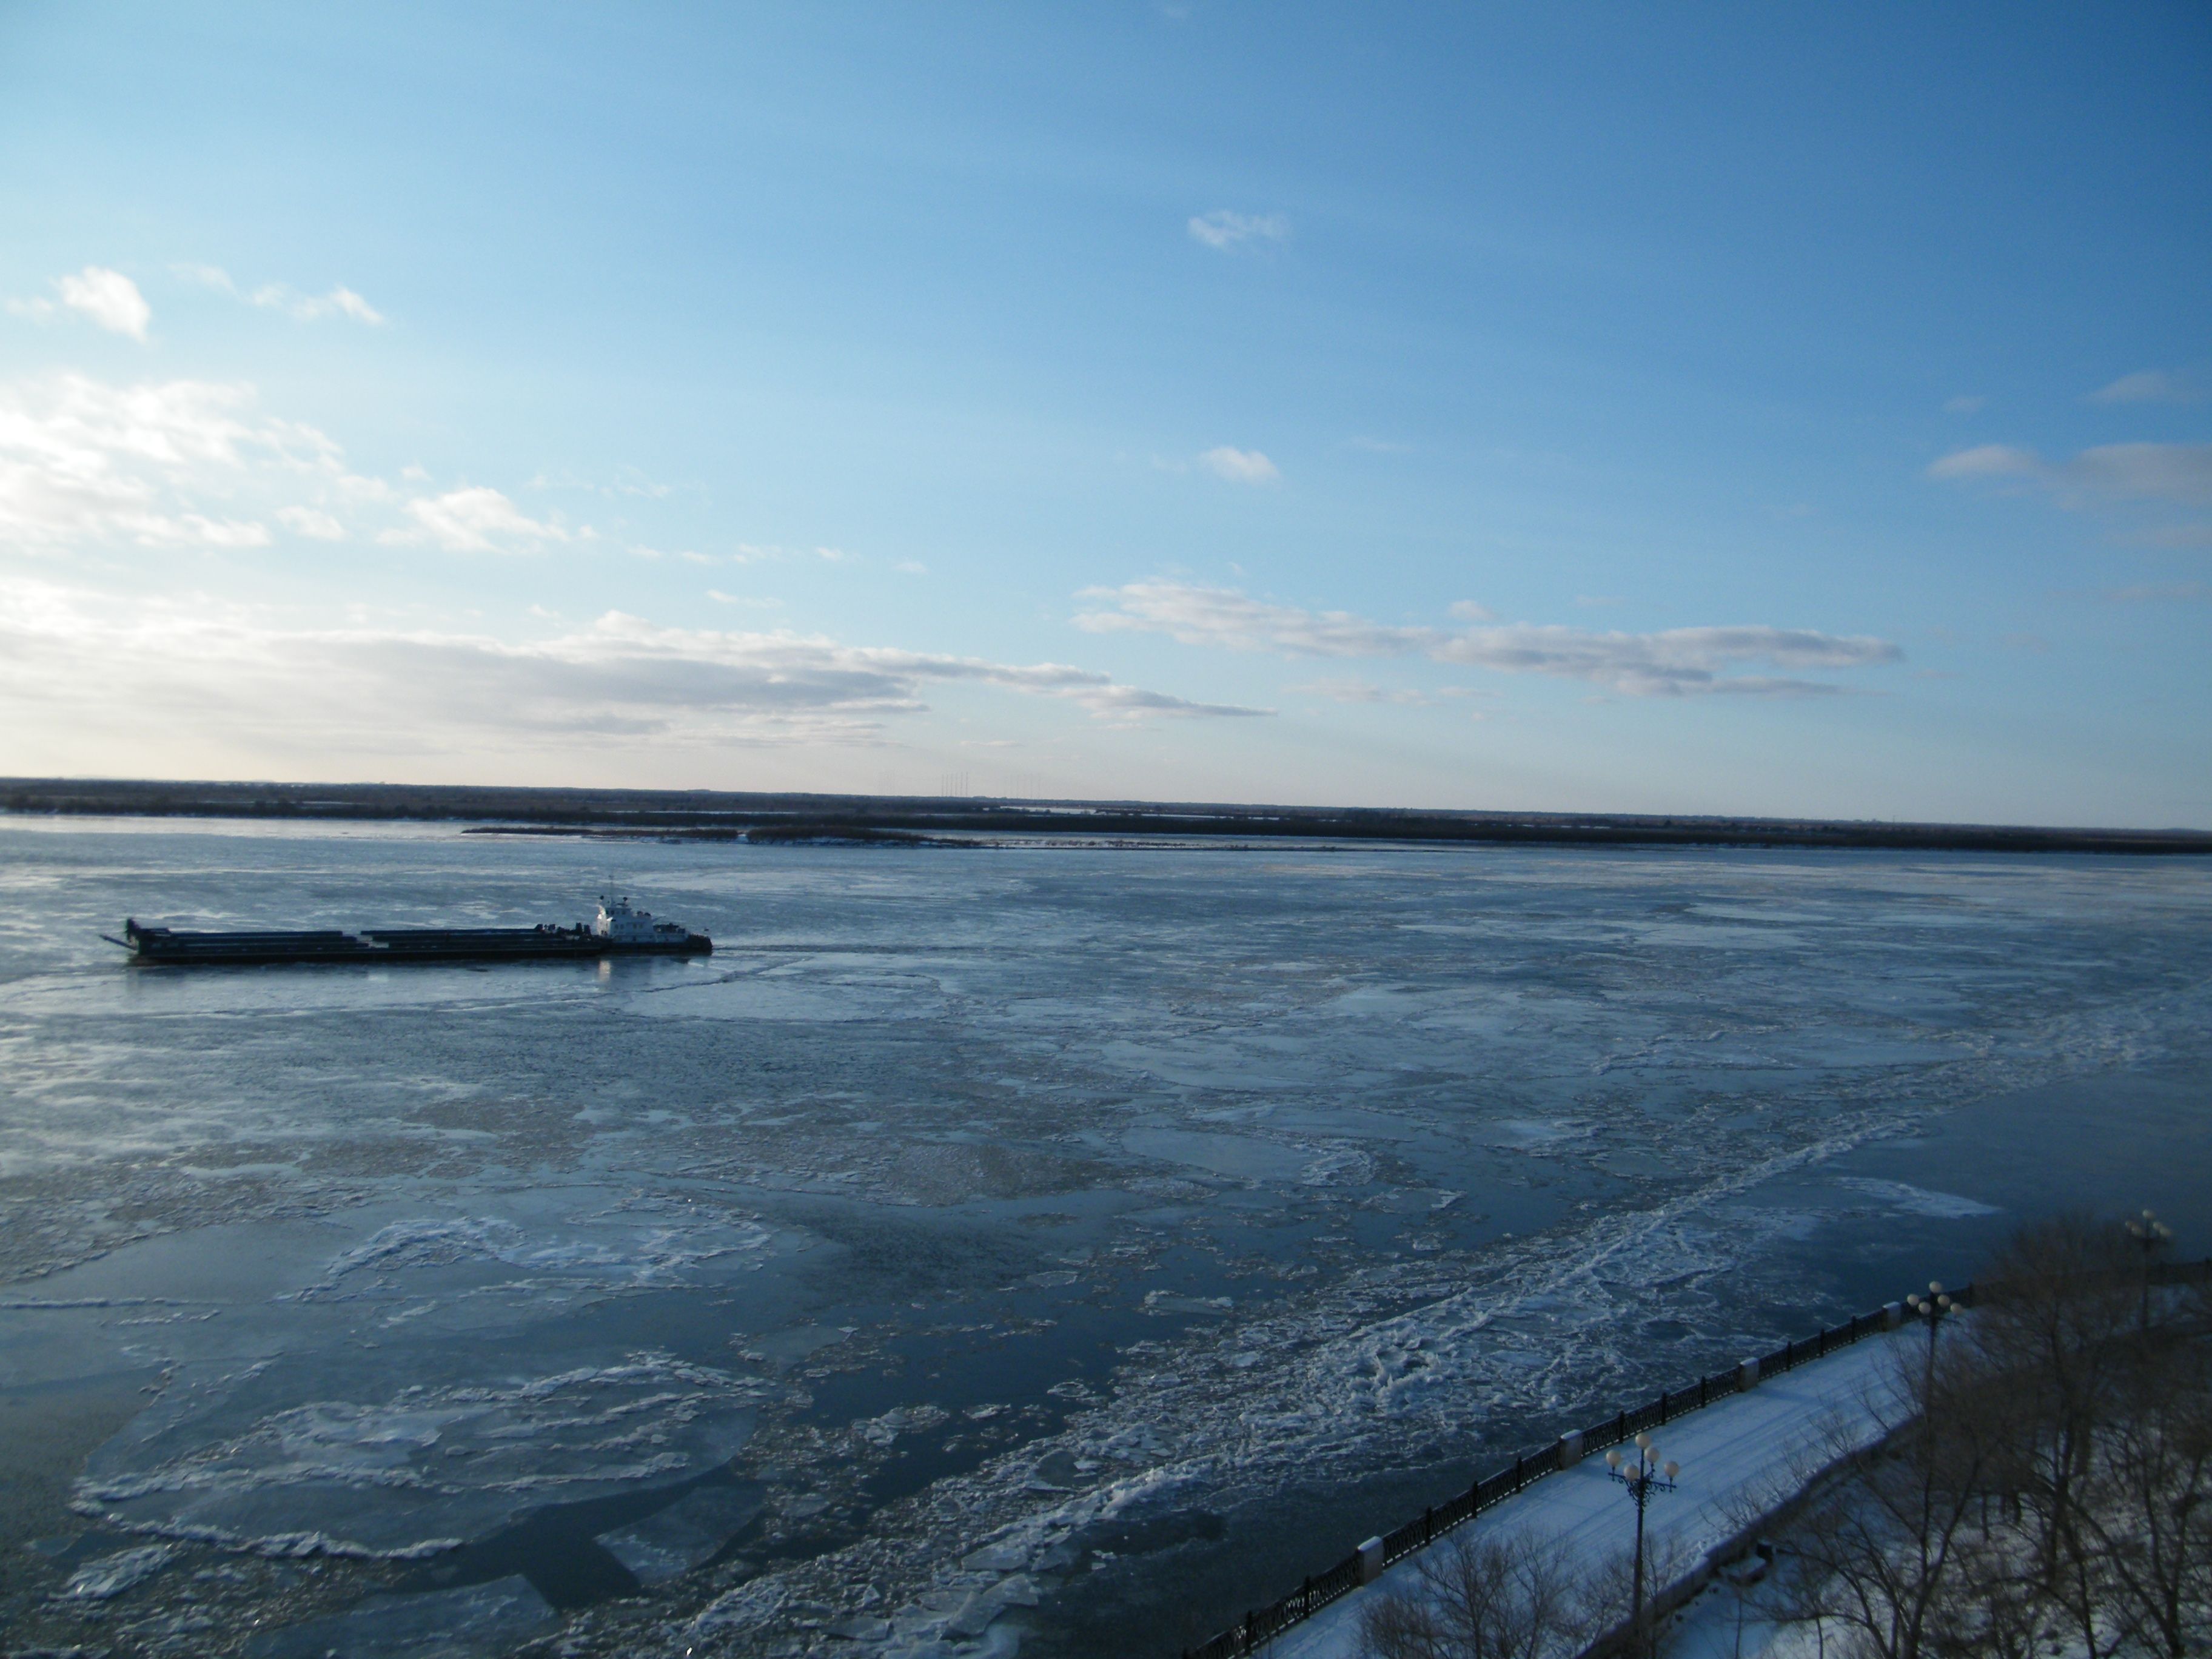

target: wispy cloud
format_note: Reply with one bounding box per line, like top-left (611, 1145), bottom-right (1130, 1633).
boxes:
top-left (7, 267), bottom-right (153, 340)
top-left (1077, 581), bottom-right (1900, 698)
top-left (276, 505), bottom-right (345, 540)
top-left (1198, 446), bottom-right (1280, 484)
top-left (267, 284), bottom-right (384, 324)
top-left (2089, 369), bottom-right (2200, 406)
top-left (661, 541), bottom-right (856, 568)
top-left (1943, 395), bottom-right (1986, 414)
top-left (1290, 677), bottom-right (1474, 707)
top-left (0, 580), bottom-right (1269, 764)
top-left (387, 486), bottom-right (568, 554)
top-left (0, 370), bottom-right (590, 558)
top-left (1928, 441), bottom-right (2212, 503)
top-left (1926, 444), bottom-right (2040, 482)
top-left (0, 372), bottom-right (347, 551)
top-left (1187, 210), bottom-right (1289, 252)
top-left (59, 267), bottom-right (152, 338)
top-left (1079, 582), bottom-right (1439, 656)
top-left (527, 464), bottom-right (679, 500)
top-left (175, 264), bottom-right (385, 324)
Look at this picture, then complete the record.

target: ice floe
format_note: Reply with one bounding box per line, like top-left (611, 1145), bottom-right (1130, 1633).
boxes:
top-left (1835, 1176), bottom-right (2001, 1219)
top-left (241, 1574), bottom-right (555, 1658)
top-left (76, 1353), bottom-right (765, 1557)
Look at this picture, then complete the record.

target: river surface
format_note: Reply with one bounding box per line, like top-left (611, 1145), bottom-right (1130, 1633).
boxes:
top-left (2, 818), bottom-right (2208, 1659)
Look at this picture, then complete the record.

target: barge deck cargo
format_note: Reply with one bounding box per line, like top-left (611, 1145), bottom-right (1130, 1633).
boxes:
top-left (110, 895), bottom-right (711, 965)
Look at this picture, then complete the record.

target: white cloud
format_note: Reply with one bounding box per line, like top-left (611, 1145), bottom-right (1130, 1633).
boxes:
top-left (1187, 210), bottom-right (1290, 251)
top-left (58, 267), bottom-right (153, 339)
top-left (1291, 677), bottom-right (1467, 707)
top-left (0, 373), bottom-right (353, 551)
top-left (1943, 395), bottom-right (1987, 414)
top-left (173, 264), bottom-right (385, 324)
top-left (0, 371), bottom-right (602, 561)
top-left (1929, 440), bottom-right (2212, 503)
top-left (662, 541), bottom-right (853, 568)
top-left (276, 505), bottom-right (344, 540)
top-left (248, 281), bottom-right (384, 324)
top-left (1078, 581), bottom-right (1438, 656)
top-left (7, 267), bottom-right (153, 340)
top-left (171, 516), bottom-right (273, 549)
top-left (389, 487), bottom-right (567, 553)
top-left (0, 580), bottom-right (1267, 762)
top-left (528, 464), bottom-right (675, 500)
top-left (1077, 581), bottom-right (1900, 698)
top-left (1198, 446), bottom-right (1281, 484)
top-left (1428, 624), bottom-right (1896, 697)
top-left (171, 263), bottom-right (234, 292)
top-left (2089, 370), bottom-right (2200, 405)
top-left (896, 560), bottom-right (928, 575)
top-left (1926, 444), bottom-right (2039, 481)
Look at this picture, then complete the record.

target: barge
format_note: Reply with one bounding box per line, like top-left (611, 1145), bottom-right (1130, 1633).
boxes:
top-left (110, 894), bottom-right (712, 965)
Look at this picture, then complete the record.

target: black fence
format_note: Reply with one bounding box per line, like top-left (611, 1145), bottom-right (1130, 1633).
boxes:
top-left (1181, 1258), bottom-right (2210, 1659)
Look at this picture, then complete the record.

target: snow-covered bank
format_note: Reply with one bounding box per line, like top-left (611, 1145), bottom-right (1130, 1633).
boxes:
top-left (1271, 1330), bottom-right (1917, 1659)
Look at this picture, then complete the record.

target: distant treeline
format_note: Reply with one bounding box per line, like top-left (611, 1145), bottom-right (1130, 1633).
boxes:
top-left (4, 777), bottom-right (2209, 857)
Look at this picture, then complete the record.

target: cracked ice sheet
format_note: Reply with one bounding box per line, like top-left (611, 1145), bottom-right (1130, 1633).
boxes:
top-left (597, 1483), bottom-right (765, 1583)
top-left (50, 1195), bottom-right (778, 1556)
top-left (2, 822), bottom-right (2209, 1658)
top-left (243, 1574), bottom-right (556, 1658)
top-left (75, 1336), bottom-right (764, 1555)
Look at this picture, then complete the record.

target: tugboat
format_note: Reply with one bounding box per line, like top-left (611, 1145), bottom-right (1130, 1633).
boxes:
top-left (109, 895), bottom-right (713, 966)
top-left (586, 894), bottom-right (710, 953)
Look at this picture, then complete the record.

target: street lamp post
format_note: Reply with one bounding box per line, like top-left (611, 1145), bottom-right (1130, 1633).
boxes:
top-left (1606, 1432), bottom-right (1680, 1657)
top-left (2125, 1209), bottom-right (2173, 1335)
top-left (1905, 1281), bottom-right (1953, 1407)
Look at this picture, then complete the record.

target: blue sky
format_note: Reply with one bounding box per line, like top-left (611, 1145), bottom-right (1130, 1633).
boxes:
top-left (2, 4), bottom-right (2207, 823)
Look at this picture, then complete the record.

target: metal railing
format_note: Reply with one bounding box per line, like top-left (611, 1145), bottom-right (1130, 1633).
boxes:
top-left (1181, 1259), bottom-right (2210, 1659)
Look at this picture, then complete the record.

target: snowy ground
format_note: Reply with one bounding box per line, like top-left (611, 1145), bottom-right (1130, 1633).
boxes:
top-left (1273, 1329), bottom-right (1916, 1658)
top-left (1, 820), bottom-right (2207, 1658)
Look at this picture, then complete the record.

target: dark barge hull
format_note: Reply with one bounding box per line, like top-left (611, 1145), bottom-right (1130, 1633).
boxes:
top-left (115, 921), bottom-right (712, 965)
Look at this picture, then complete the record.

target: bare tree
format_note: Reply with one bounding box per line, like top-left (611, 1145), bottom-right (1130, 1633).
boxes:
top-left (1772, 1421), bottom-right (1988, 1659)
top-left (1757, 1215), bottom-right (2204, 1659)
top-left (1374, 1217), bottom-right (2204, 1659)
top-left (2068, 1333), bottom-right (2212, 1658)
top-left (1965, 1213), bottom-right (2137, 1586)
top-left (1358, 1531), bottom-right (1582, 1659)
top-left (1932, 1521), bottom-right (2061, 1659)
top-left (1575, 1532), bottom-right (1694, 1657)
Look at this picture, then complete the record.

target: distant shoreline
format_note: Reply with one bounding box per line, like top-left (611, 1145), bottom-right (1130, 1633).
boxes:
top-left (5, 778), bottom-right (2208, 857)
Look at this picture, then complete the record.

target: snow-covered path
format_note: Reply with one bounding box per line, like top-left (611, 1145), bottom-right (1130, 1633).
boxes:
top-left (1270, 1329), bottom-right (1919, 1658)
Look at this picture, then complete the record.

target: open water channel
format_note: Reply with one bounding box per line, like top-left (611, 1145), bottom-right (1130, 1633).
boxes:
top-left (1, 818), bottom-right (2208, 1658)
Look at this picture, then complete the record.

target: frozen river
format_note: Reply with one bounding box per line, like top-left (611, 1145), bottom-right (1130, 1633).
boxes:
top-left (1, 819), bottom-right (2208, 1658)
